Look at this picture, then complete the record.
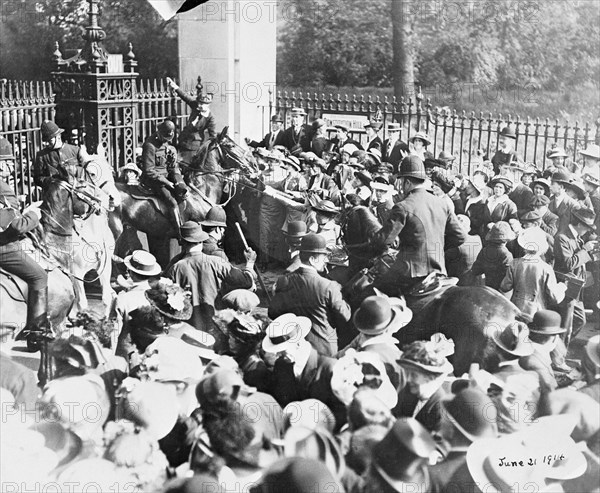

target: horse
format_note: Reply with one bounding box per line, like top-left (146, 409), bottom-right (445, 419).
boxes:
top-left (110, 127), bottom-right (257, 267)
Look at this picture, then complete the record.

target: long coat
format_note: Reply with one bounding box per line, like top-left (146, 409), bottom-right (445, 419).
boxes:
top-left (280, 125), bottom-right (312, 154)
top-left (393, 383), bottom-right (450, 434)
top-left (370, 188), bottom-right (467, 294)
top-left (269, 266), bottom-right (352, 356)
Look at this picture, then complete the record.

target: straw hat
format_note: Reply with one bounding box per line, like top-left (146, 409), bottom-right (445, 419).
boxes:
top-left (262, 314), bottom-right (311, 353)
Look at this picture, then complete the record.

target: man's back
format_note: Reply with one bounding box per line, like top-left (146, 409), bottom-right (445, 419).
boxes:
top-left (269, 266), bottom-right (351, 356)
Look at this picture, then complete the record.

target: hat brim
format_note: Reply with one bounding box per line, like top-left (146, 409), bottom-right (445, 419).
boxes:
top-left (399, 357), bottom-right (453, 375)
top-left (580, 150), bottom-right (600, 159)
top-left (200, 219), bottom-right (227, 228)
top-left (410, 136), bottom-right (431, 146)
top-left (442, 398), bottom-right (495, 442)
top-left (123, 256), bottom-right (162, 277)
top-left (144, 292), bottom-right (193, 321)
top-left (528, 326), bottom-right (566, 335)
top-left (262, 317), bottom-right (312, 353)
top-left (43, 127), bottom-right (65, 141)
top-left (493, 334), bottom-right (534, 357)
top-left (181, 231), bottom-right (210, 243)
top-left (354, 305), bottom-right (412, 336)
top-left (489, 178), bottom-right (512, 190)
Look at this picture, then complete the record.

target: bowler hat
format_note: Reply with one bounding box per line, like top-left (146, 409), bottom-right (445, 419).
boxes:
top-left (493, 322), bottom-right (534, 357)
top-left (373, 418), bottom-right (437, 488)
top-left (499, 126), bottom-right (516, 139)
top-left (519, 210), bottom-right (542, 223)
top-left (200, 206), bottom-right (227, 228)
top-left (197, 93), bottom-right (213, 104)
top-left (551, 167), bottom-right (572, 184)
top-left (572, 207), bottom-right (596, 230)
top-left (398, 155), bottom-right (427, 180)
top-left (311, 200), bottom-right (340, 215)
top-left (124, 250), bottom-right (161, 277)
top-left (270, 114), bottom-right (284, 123)
top-left (409, 132), bottom-right (431, 146)
top-left (548, 146), bottom-right (568, 159)
top-left (299, 233), bottom-right (329, 254)
top-left (180, 221), bottom-right (209, 243)
top-left (486, 221), bottom-right (515, 243)
top-left (438, 150), bottom-right (456, 162)
top-left (285, 220), bottom-right (307, 238)
top-left (531, 177), bottom-right (551, 195)
top-left (489, 175), bottom-right (513, 192)
top-left (528, 310), bottom-right (565, 335)
top-left (120, 162), bottom-right (141, 176)
top-left (0, 137), bottom-right (14, 159)
top-left (583, 173), bottom-right (600, 188)
top-left (41, 120), bottom-right (64, 142)
top-left (442, 388), bottom-right (498, 442)
top-left (353, 296), bottom-right (412, 336)
top-left (290, 107), bottom-right (307, 117)
top-left (530, 194), bottom-right (550, 207)
top-left (222, 289), bottom-right (260, 313)
top-left (262, 313), bottom-right (311, 353)
top-left (580, 143), bottom-right (600, 160)
top-left (387, 123), bottom-right (401, 132)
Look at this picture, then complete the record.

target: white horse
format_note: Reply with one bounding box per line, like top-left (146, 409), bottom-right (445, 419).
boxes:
top-left (70, 153), bottom-right (120, 316)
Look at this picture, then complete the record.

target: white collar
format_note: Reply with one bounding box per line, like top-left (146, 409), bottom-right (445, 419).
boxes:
top-left (189, 244), bottom-right (204, 253)
top-left (293, 342), bottom-right (312, 377)
top-left (465, 195), bottom-right (483, 210)
top-left (498, 359), bottom-right (521, 368)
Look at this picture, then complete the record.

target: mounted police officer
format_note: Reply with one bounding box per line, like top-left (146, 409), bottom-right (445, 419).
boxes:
top-left (33, 120), bottom-right (88, 189)
top-left (0, 178), bottom-right (48, 337)
top-left (140, 119), bottom-right (188, 238)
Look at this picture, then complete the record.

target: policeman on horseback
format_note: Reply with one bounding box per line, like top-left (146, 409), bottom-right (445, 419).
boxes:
top-left (140, 120), bottom-right (188, 238)
top-left (33, 120), bottom-right (89, 188)
top-left (0, 178), bottom-right (48, 336)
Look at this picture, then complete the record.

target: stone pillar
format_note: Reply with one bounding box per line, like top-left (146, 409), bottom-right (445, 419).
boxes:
top-left (177, 0), bottom-right (277, 143)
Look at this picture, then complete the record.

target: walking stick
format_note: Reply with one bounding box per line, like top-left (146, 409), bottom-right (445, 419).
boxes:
top-left (235, 222), bottom-right (271, 302)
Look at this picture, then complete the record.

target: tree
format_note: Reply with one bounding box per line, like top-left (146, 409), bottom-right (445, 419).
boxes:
top-left (391, 0), bottom-right (415, 100)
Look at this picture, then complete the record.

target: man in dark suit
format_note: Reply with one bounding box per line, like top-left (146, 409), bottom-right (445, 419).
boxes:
top-left (262, 314), bottom-right (347, 429)
top-left (370, 155), bottom-right (467, 296)
top-left (332, 125), bottom-right (363, 153)
top-left (549, 168), bottom-right (578, 233)
top-left (364, 122), bottom-right (383, 153)
top-left (507, 165), bottom-right (535, 217)
top-left (310, 119), bottom-right (331, 158)
top-left (245, 114), bottom-right (285, 150)
top-left (269, 233), bottom-right (351, 357)
top-left (280, 107), bottom-right (312, 156)
top-left (382, 122), bottom-right (409, 172)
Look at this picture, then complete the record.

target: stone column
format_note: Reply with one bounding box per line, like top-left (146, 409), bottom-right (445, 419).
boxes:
top-left (177, 0), bottom-right (277, 143)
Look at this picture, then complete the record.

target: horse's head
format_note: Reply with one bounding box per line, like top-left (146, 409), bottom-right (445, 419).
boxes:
top-left (83, 155), bottom-right (121, 210)
top-left (214, 127), bottom-right (259, 175)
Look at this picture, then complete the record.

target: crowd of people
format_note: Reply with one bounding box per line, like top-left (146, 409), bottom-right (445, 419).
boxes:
top-left (1, 98), bottom-right (600, 493)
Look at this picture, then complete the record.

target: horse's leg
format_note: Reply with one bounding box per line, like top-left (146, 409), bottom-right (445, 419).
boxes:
top-left (99, 239), bottom-right (116, 317)
top-left (147, 236), bottom-right (173, 269)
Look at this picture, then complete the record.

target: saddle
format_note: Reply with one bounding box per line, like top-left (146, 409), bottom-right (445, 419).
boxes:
top-left (119, 183), bottom-right (187, 217)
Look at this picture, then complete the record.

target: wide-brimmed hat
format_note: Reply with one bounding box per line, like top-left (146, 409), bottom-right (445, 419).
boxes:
top-left (40, 120), bottom-right (64, 142)
top-left (281, 399), bottom-right (336, 433)
top-left (200, 206), bottom-right (227, 228)
top-left (371, 180), bottom-right (392, 191)
top-left (565, 178), bottom-right (587, 200)
top-left (221, 289), bottom-right (260, 313)
top-left (144, 335), bottom-right (212, 377)
top-left (0, 137), bottom-right (14, 160)
top-left (486, 221), bottom-right (515, 243)
top-left (528, 310), bottom-right (565, 335)
top-left (580, 143), bottom-right (600, 160)
top-left (180, 221), bottom-right (209, 243)
top-left (547, 146), bottom-right (568, 159)
top-left (442, 388), bottom-right (498, 442)
top-left (551, 167), bottom-right (572, 184)
top-left (531, 177), bottom-right (551, 194)
top-left (489, 175), bottom-right (513, 192)
top-left (284, 220), bottom-right (307, 239)
top-left (583, 173), bottom-right (600, 188)
top-left (124, 250), bottom-right (161, 277)
top-left (373, 418), bottom-right (437, 489)
top-left (262, 314), bottom-right (311, 353)
top-left (176, 328), bottom-right (217, 361)
top-left (341, 143), bottom-right (360, 156)
top-left (387, 122), bottom-right (401, 132)
top-left (353, 296), bottom-right (412, 336)
top-left (465, 177), bottom-right (486, 196)
top-left (399, 335), bottom-right (454, 375)
top-left (409, 132), bottom-right (431, 146)
top-left (311, 199), bottom-right (340, 215)
top-left (493, 322), bottom-right (534, 357)
top-left (145, 281), bottom-right (193, 321)
top-left (284, 155), bottom-right (302, 171)
top-left (517, 227), bottom-right (548, 254)
top-left (290, 107), bottom-right (307, 117)
top-left (499, 126), bottom-right (516, 139)
top-left (572, 207), bottom-right (596, 230)
top-left (367, 148), bottom-right (382, 165)
top-left (120, 162), bottom-right (142, 176)
top-left (398, 155), bottom-right (427, 180)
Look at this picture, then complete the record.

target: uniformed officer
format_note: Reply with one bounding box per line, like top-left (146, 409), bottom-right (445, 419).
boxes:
top-left (139, 120), bottom-right (188, 237)
top-left (167, 77), bottom-right (216, 164)
top-left (0, 178), bottom-right (48, 335)
top-left (33, 120), bottom-right (88, 189)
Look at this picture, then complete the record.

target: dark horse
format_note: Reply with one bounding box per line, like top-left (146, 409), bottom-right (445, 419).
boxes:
top-left (110, 128), bottom-right (257, 266)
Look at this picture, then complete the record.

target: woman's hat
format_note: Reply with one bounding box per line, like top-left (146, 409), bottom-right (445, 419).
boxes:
top-left (528, 310), bottom-right (566, 335)
top-left (311, 199), bottom-right (340, 215)
top-left (486, 221), bottom-right (515, 243)
top-left (353, 296), bottom-right (412, 336)
top-left (547, 146), bottom-right (568, 159)
top-left (565, 178), bottom-right (587, 200)
top-left (493, 322), bottom-right (534, 357)
top-left (200, 206), bottom-right (227, 228)
top-left (442, 388), bottom-right (498, 442)
top-left (499, 126), bottom-right (516, 139)
top-left (124, 250), bottom-right (162, 277)
top-left (341, 143), bottom-right (359, 156)
top-left (145, 281), bottom-right (193, 321)
top-left (551, 167), bottom-right (572, 184)
top-left (367, 148), bottom-right (382, 165)
top-left (572, 207), bottom-right (597, 230)
top-left (372, 418), bottom-right (437, 489)
top-left (143, 336), bottom-right (210, 379)
top-left (531, 177), bottom-right (551, 194)
top-left (195, 368), bottom-right (246, 407)
top-left (281, 399), bottom-right (336, 433)
top-left (371, 180), bottom-right (392, 191)
top-left (517, 227), bottom-right (548, 255)
top-left (430, 168), bottom-right (454, 194)
top-left (399, 335), bottom-right (454, 375)
top-left (262, 314), bottom-right (311, 353)
top-left (489, 175), bottom-right (513, 192)
top-left (283, 155), bottom-right (302, 171)
top-left (40, 120), bottom-right (64, 141)
top-left (583, 173), bottom-right (600, 188)
top-left (580, 143), bottom-right (600, 160)
top-left (180, 221), bottom-right (209, 243)
top-left (120, 162), bottom-right (142, 176)
top-left (409, 132), bottom-right (431, 146)
top-left (465, 177), bottom-right (486, 195)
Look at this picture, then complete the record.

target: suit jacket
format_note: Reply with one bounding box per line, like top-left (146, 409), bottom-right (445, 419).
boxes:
top-left (519, 347), bottom-right (557, 394)
top-left (540, 209), bottom-right (559, 236)
top-left (175, 88), bottom-right (216, 150)
top-left (371, 188), bottom-right (467, 292)
top-left (247, 130), bottom-right (285, 150)
top-left (549, 194), bottom-right (577, 234)
top-left (393, 384), bottom-right (450, 434)
top-left (509, 183), bottom-right (535, 217)
top-left (554, 227), bottom-right (592, 281)
top-left (280, 125), bottom-right (312, 154)
top-left (382, 139), bottom-right (409, 170)
top-left (269, 266), bottom-right (351, 356)
top-left (307, 173), bottom-right (341, 204)
top-left (366, 136), bottom-right (383, 153)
